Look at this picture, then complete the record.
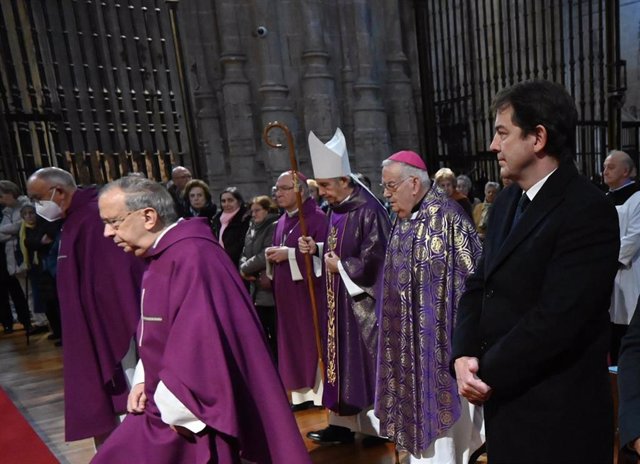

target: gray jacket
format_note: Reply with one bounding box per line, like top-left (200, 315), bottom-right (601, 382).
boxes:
top-left (239, 214), bottom-right (279, 306)
top-left (0, 195), bottom-right (31, 275)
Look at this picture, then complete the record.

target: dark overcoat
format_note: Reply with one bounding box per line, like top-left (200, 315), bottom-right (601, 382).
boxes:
top-left (452, 161), bottom-right (620, 463)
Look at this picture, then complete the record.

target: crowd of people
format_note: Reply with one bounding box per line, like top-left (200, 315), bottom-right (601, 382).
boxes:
top-left (1, 79), bottom-right (639, 463)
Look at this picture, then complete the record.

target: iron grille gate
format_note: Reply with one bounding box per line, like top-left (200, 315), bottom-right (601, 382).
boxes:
top-left (0, 0), bottom-right (189, 186)
top-left (415, 0), bottom-right (626, 189)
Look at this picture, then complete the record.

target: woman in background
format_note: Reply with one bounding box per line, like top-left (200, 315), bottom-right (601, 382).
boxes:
top-left (239, 195), bottom-right (280, 358)
top-left (211, 187), bottom-right (251, 268)
top-left (183, 179), bottom-right (217, 221)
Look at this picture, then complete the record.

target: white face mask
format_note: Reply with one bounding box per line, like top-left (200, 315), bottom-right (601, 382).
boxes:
top-left (35, 189), bottom-right (63, 222)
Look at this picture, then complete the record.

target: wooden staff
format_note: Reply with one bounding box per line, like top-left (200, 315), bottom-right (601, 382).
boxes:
top-left (263, 121), bottom-right (325, 381)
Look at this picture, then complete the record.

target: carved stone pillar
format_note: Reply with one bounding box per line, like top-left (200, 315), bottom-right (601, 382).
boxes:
top-left (300, 0), bottom-right (339, 147)
top-left (216, 0), bottom-right (262, 195)
top-left (253, 0), bottom-right (298, 181)
top-left (351, 0), bottom-right (390, 185)
top-left (183, 0), bottom-right (225, 189)
top-left (383, 0), bottom-right (419, 152)
top-left (337, 1), bottom-right (356, 153)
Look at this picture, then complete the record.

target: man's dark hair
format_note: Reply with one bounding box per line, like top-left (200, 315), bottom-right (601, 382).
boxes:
top-left (492, 80), bottom-right (578, 161)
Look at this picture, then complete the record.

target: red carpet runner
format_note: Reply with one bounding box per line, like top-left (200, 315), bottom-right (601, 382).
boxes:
top-left (0, 386), bottom-right (58, 463)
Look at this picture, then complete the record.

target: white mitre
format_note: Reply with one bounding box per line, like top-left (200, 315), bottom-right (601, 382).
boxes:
top-left (308, 128), bottom-right (351, 179)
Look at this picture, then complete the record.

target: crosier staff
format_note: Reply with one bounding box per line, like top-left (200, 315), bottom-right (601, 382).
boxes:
top-left (263, 121), bottom-right (324, 382)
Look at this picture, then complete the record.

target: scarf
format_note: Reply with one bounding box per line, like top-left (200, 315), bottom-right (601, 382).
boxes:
top-left (218, 207), bottom-right (240, 248)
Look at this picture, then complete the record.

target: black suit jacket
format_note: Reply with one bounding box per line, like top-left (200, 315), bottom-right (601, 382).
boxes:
top-left (452, 161), bottom-right (620, 463)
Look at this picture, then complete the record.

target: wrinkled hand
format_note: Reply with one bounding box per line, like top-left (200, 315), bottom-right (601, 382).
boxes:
top-left (41, 235), bottom-right (53, 245)
top-left (454, 356), bottom-right (492, 406)
top-left (632, 437), bottom-right (640, 456)
top-left (298, 236), bottom-right (317, 255)
top-left (265, 246), bottom-right (289, 263)
top-left (324, 251), bottom-right (340, 273)
top-left (127, 383), bottom-right (147, 414)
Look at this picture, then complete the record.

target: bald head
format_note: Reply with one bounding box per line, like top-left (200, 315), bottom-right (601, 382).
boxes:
top-left (171, 166), bottom-right (192, 192)
top-left (604, 150), bottom-right (636, 190)
top-left (29, 167), bottom-right (76, 189)
top-left (275, 171), bottom-right (308, 212)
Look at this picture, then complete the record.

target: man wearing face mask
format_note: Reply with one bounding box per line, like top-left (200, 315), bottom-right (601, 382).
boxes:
top-left (27, 167), bottom-right (144, 447)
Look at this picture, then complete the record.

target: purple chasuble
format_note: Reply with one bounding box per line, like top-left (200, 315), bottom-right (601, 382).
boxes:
top-left (272, 197), bottom-right (328, 390)
top-left (92, 218), bottom-right (310, 464)
top-left (323, 184), bottom-right (390, 415)
top-left (56, 187), bottom-right (143, 441)
top-left (375, 187), bottom-right (481, 455)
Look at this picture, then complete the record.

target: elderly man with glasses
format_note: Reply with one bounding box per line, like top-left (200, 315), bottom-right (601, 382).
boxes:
top-left (26, 167), bottom-right (143, 447)
top-left (92, 176), bottom-right (310, 464)
top-left (376, 151), bottom-right (483, 464)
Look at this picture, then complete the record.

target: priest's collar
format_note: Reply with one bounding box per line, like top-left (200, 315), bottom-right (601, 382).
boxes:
top-left (609, 179), bottom-right (635, 193)
top-left (152, 218), bottom-right (183, 248)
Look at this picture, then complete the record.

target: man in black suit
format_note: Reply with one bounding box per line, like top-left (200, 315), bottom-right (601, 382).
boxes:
top-left (452, 80), bottom-right (620, 463)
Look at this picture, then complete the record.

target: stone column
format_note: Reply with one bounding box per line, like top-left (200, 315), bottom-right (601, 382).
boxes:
top-left (351, 0), bottom-right (390, 184)
top-left (337, 1), bottom-right (356, 152)
top-left (252, 0), bottom-right (299, 183)
top-left (183, 0), bottom-right (226, 190)
top-left (383, 0), bottom-right (419, 152)
top-left (300, 0), bottom-right (339, 143)
top-left (215, 0), bottom-right (262, 195)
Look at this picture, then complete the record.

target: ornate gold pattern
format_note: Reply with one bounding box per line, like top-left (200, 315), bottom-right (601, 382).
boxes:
top-left (325, 225), bottom-right (338, 385)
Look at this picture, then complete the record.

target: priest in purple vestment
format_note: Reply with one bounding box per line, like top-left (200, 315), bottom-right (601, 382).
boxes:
top-left (93, 176), bottom-right (310, 464)
top-left (299, 128), bottom-right (391, 445)
top-left (375, 151), bottom-right (484, 463)
top-left (27, 167), bottom-right (143, 444)
top-left (266, 171), bottom-right (327, 410)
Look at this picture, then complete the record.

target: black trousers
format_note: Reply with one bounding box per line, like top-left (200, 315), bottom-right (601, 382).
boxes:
top-left (0, 274), bottom-right (31, 330)
top-left (611, 322), bottom-right (629, 365)
top-left (255, 304), bottom-right (277, 363)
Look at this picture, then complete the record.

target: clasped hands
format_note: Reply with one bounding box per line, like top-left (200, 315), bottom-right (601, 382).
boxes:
top-left (265, 246), bottom-right (289, 264)
top-left (454, 356), bottom-right (493, 406)
top-left (298, 236), bottom-right (339, 273)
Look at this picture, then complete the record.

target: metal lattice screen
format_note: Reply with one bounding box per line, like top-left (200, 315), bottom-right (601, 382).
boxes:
top-left (0, 0), bottom-right (188, 186)
top-left (416, 0), bottom-right (619, 185)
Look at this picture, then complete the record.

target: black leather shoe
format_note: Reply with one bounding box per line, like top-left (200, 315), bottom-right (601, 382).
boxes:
top-left (306, 425), bottom-right (354, 445)
top-left (361, 435), bottom-right (390, 447)
top-left (291, 401), bottom-right (315, 412)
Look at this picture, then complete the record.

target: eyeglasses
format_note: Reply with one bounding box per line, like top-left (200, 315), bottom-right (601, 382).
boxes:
top-left (102, 209), bottom-right (140, 230)
top-left (380, 177), bottom-right (411, 192)
top-left (274, 185), bottom-right (295, 192)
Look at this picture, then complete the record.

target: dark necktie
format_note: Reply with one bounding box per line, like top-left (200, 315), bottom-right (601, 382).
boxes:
top-left (511, 193), bottom-right (531, 231)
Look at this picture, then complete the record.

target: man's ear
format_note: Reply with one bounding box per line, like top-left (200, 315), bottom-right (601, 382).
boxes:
top-left (142, 207), bottom-right (160, 231)
top-left (533, 125), bottom-right (548, 155)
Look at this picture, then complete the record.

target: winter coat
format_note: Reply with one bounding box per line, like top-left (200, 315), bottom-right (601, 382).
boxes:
top-left (239, 214), bottom-right (279, 306)
top-left (0, 195), bottom-right (31, 275)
